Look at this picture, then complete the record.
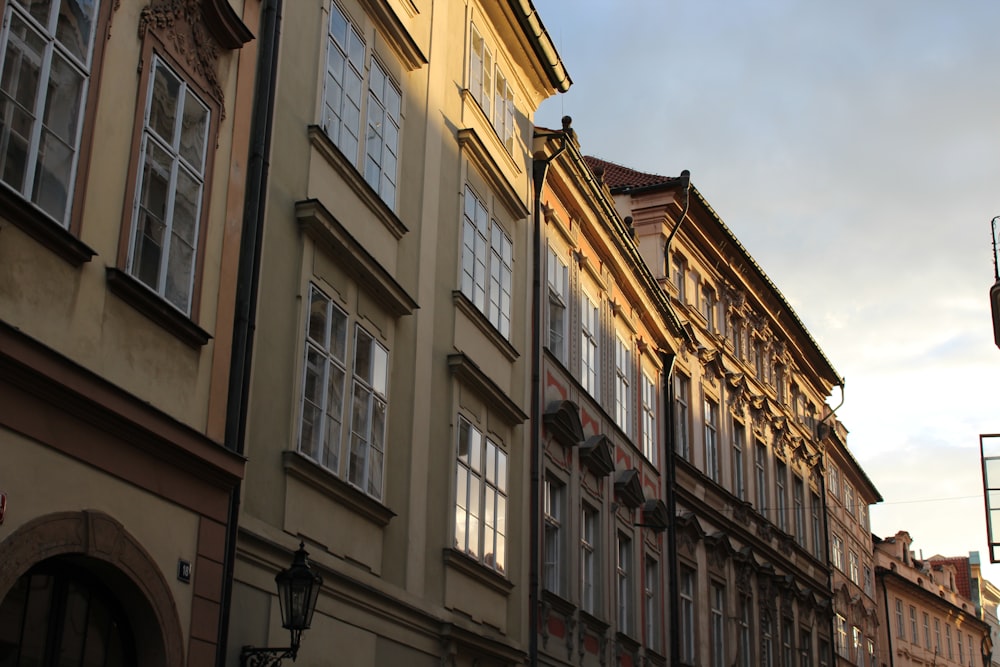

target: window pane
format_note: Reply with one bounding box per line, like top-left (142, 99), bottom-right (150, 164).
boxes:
top-left (355, 328), bottom-right (372, 384)
top-left (56, 0), bottom-right (97, 64)
top-left (371, 343), bottom-right (387, 396)
top-left (149, 62), bottom-right (180, 145)
top-left (323, 364), bottom-right (345, 470)
top-left (42, 50), bottom-right (83, 143)
top-left (33, 125), bottom-right (73, 219)
top-left (15, 0), bottom-right (52, 29)
top-left (179, 87), bottom-right (208, 169)
top-left (132, 140), bottom-right (171, 290)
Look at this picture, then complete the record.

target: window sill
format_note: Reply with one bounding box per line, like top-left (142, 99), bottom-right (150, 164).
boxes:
top-left (0, 185), bottom-right (96, 266)
top-left (452, 290), bottom-right (518, 362)
top-left (307, 125), bottom-right (408, 240)
top-left (442, 547), bottom-right (512, 596)
top-left (541, 588), bottom-right (576, 616)
top-left (105, 268), bottom-right (210, 348)
top-left (447, 352), bottom-right (527, 426)
top-left (282, 450), bottom-right (395, 527)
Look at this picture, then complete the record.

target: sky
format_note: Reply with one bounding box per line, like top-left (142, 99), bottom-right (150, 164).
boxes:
top-left (531, 0), bottom-right (1000, 583)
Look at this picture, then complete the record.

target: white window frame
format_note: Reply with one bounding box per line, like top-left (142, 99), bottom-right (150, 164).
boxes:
top-left (832, 534), bottom-right (844, 571)
top-left (641, 371), bottom-right (657, 465)
top-left (469, 22), bottom-right (516, 155)
top-left (546, 245), bottom-right (568, 361)
top-left (298, 284), bottom-right (389, 499)
top-left (323, 2), bottom-right (401, 208)
top-left (845, 483), bottom-right (855, 515)
top-left (835, 614), bottom-right (848, 656)
top-left (710, 582), bottom-right (726, 667)
top-left (732, 420), bottom-right (746, 500)
top-left (674, 372), bottom-right (690, 460)
top-left (616, 533), bottom-right (632, 634)
top-left (738, 595), bottom-right (752, 667)
top-left (679, 566), bottom-right (696, 664)
top-left (0, 0), bottom-right (99, 225)
top-left (461, 184), bottom-right (512, 338)
top-left (909, 605), bottom-right (918, 643)
top-left (775, 460), bottom-right (787, 531)
top-left (454, 417), bottom-right (508, 573)
top-left (644, 556), bottom-right (660, 651)
top-left (672, 254), bottom-right (686, 302)
top-left (581, 505), bottom-right (599, 613)
top-left (895, 598), bottom-right (905, 638)
top-left (580, 289), bottom-right (599, 397)
top-left (543, 477), bottom-right (563, 594)
top-left (614, 333), bottom-right (632, 437)
top-left (704, 398), bottom-right (719, 482)
top-left (127, 55), bottom-right (210, 315)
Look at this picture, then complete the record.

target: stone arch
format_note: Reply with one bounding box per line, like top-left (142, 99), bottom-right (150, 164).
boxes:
top-left (0, 510), bottom-right (184, 667)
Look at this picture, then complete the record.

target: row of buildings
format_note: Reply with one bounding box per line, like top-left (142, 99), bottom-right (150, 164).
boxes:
top-left (0, 0), bottom-right (994, 666)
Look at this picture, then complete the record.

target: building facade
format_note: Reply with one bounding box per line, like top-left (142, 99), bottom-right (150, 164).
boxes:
top-left (825, 419), bottom-right (883, 666)
top-left (593, 157), bottom-right (846, 666)
top-left (228, 1), bottom-right (569, 665)
top-left (875, 532), bottom-right (991, 667)
top-left (533, 126), bottom-right (683, 666)
top-left (0, 0), bottom-right (257, 664)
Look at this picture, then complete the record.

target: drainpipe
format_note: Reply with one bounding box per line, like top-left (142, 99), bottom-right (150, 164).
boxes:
top-left (880, 570), bottom-right (895, 667)
top-left (661, 170), bottom-right (691, 272)
top-left (217, 0), bottom-right (282, 664)
top-left (529, 117), bottom-right (569, 667)
top-left (659, 351), bottom-right (680, 666)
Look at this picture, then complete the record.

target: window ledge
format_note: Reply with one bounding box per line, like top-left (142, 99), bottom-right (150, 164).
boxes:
top-left (447, 351), bottom-right (527, 426)
top-left (540, 588), bottom-right (576, 616)
top-left (105, 268), bottom-right (210, 348)
top-left (283, 450), bottom-right (395, 526)
top-left (0, 186), bottom-right (96, 266)
top-left (452, 290), bottom-right (518, 362)
top-left (307, 125), bottom-right (408, 240)
top-left (442, 547), bottom-right (512, 596)
top-left (297, 199), bottom-right (418, 317)
top-left (358, 0), bottom-right (427, 70)
top-left (456, 118), bottom-right (528, 220)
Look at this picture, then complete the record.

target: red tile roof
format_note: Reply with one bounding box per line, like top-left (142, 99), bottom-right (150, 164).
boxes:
top-left (929, 556), bottom-right (972, 600)
top-left (584, 156), bottom-right (681, 191)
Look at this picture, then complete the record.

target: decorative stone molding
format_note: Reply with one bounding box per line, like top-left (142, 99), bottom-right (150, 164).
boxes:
top-left (543, 400), bottom-right (585, 448)
top-left (614, 468), bottom-right (644, 509)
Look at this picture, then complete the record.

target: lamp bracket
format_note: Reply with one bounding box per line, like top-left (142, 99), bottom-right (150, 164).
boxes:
top-left (240, 645), bottom-right (297, 667)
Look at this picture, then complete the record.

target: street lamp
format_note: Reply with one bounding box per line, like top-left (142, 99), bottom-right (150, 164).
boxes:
top-left (241, 542), bottom-right (323, 667)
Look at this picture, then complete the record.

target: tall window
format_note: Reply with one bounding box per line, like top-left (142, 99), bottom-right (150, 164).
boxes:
top-left (863, 564), bottom-right (873, 596)
top-left (923, 612), bottom-right (930, 649)
top-left (858, 503), bottom-right (868, 531)
top-left (753, 339), bottom-right (765, 378)
top-left (543, 478), bottom-right (563, 594)
top-left (580, 290), bottom-right (599, 397)
top-left (679, 567), bottom-right (696, 664)
top-left (731, 319), bottom-right (743, 358)
top-left (968, 635), bottom-right (974, 666)
top-left (775, 460), bottom-right (787, 531)
top-left (617, 534), bottom-right (632, 634)
top-left (324, 3), bottom-right (400, 207)
top-left (645, 557), bottom-right (660, 651)
top-left (641, 371), bottom-right (657, 464)
top-left (614, 334), bottom-right (632, 436)
top-left (946, 624), bottom-right (953, 659)
top-left (704, 398), bottom-right (719, 482)
top-left (811, 491), bottom-right (823, 560)
top-left (0, 0), bottom-right (100, 224)
top-left (895, 598), bottom-right (905, 638)
top-left (793, 476), bottom-right (805, 546)
top-left (461, 185), bottom-right (512, 338)
top-left (299, 286), bottom-right (389, 499)
top-left (701, 285), bottom-right (716, 331)
top-left (738, 595), bottom-right (753, 667)
top-left (844, 483), bottom-right (855, 515)
top-left (801, 628), bottom-right (813, 667)
top-left (469, 24), bottom-right (515, 154)
top-left (455, 418), bottom-right (508, 573)
top-left (852, 627), bottom-right (862, 666)
top-left (848, 550), bottom-right (860, 585)
top-left (867, 639), bottom-right (876, 667)
top-left (710, 583), bottom-right (726, 667)
top-left (128, 56), bottom-right (210, 314)
top-left (782, 619), bottom-right (795, 667)
top-left (547, 246), bottom-right (567, 361)
top-left (755, 442), bottom-right (767, 513)
top-left (835, 614), bottom-right (848, 656)
top-left (959, 630), bottom-right (964, 664)
top-left (762, 614), bottom-right (774, 667)
top-left (828, 463), bottom-right (839, 499)
top-left (832, 534), bottom-right (844, 571)
top-left (674, 373), bottom-right (690, 459)
top-left (909, 605), bottom-right (918, 643)
top-left (672, 255), bottom-right (686, 302)
top-left (934, 617), bottom-right (941, 654)
top-left (732, 420), bottom-right (746, 500)
top-left (581, 505), bottom-right (598, 613)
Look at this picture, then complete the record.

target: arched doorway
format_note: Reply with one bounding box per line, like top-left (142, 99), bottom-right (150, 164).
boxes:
top-left (0, 556), bottom-right (137, 666)
top-left (0, 511), bottom-right (184, 667)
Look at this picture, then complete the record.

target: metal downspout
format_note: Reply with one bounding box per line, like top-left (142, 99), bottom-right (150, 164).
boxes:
top-left (217, 0), bottom-right (282, 663)
top-left (529, 120), bottom-right (568, 667)
top-left (660, 351), bottom-right (680, 666)
top-left (880, 569), bottom-right (895, 667)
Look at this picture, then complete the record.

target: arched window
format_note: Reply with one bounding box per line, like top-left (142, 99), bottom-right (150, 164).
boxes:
top-left (0, 558), bottom-right (136, 666)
